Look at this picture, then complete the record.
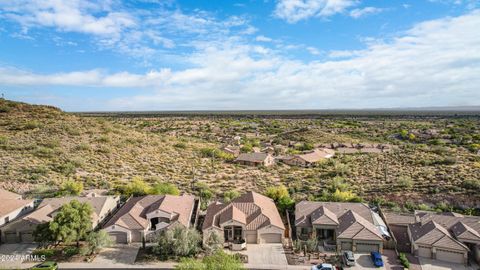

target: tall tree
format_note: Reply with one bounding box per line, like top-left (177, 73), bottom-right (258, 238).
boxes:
top-left (49, 200), bottom-right (93, 247)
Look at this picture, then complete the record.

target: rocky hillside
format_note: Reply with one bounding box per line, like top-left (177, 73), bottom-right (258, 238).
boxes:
top-left (1, 99), bottom-right (479, 211)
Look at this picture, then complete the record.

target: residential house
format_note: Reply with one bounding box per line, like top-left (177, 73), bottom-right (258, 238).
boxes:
top-left (281, 148), bottom-right (335, 167)
top-left (202, 191), bottom-right (285, 250)
top-left (0, 189), bottom-right (34, 227)
top-left (0, 195), bottom-right (119, 244)
top-left (234, 153), bottom-right (275, 167)
top-left (387, 211), bottom-right (479, 264)
top-left (294, 201), bottom-right (388, 253)
top-left (103, 194), bottom-right (196, 244)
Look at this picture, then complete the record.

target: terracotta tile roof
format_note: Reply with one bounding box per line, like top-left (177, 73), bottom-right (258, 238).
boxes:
top-left (20, 205), bottom-right (54, 224)
top-left (451, 221), bottom-right (480, 242)
top-left (295, 201), bottom-right (374, 227)
top-left (0, 199), bottom-right (33, 217)
top-left (337, 210), bottom-right (383, 241)
top-left (409, 220), bottom-right (469, 251)
top-left (202, 191), bottom-right (285, 231)
top-left (296, 149), bottom-right (335, 163)
top-left (0, 189), bottom-right (22, 200)
top-left (311, 206), bottom-right (339, 226)
top-left (39, 196), bottom-right (108, 217)
top-left (104, 194), bottom-right (195, 230)
top-left (384, 212), bottom-right (416, 225)
top-left (235, 153), bottom-right (270, 163)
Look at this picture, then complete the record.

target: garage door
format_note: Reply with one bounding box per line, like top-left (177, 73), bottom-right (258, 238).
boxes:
top-left (20, 232), bottom-right (34, 243)
top-left (436, 249), bottom-right (464, 264)
top-left (417, 246), bottom-right (432, 258)
top-left (109, 232), bottom-right (127, 244)
top-left (356, 242), bottom-right (380, 252)
top-left (246, 232), bottom-right (257, 244)
top-left (131, 230), bottom-right (143, 242)
top-left (4, 232), bottom-right (17, 243)
top-left (341, 242), bottom-right (353, 251)
top-left (260, 233), bottom-right (282, 243)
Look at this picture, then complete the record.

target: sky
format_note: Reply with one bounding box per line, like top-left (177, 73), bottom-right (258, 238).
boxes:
top-left (0, 0), bottom-right (479, 111)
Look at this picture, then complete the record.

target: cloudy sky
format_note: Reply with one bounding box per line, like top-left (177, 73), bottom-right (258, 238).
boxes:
top-left (0, 0), bottom-right (479, 111)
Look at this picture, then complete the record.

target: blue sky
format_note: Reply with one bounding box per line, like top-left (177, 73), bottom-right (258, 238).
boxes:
top-left (0, 0), bottom-right (479, 111)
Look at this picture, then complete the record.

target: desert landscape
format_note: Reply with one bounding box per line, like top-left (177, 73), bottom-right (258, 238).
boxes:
top-left (1, 98), bottom-right (479, 214)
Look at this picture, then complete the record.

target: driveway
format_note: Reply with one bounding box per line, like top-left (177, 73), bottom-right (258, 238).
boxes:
top-left (238, 244), bottom-right (288, 266)
top-left (350, 253), bottom-right (386, 270)
top-left (92, 244), bottom-right (140, 265)
top-left (419, 257), bottom-right (479, 270)
top-left (0, 243), bottom-right (38, 269)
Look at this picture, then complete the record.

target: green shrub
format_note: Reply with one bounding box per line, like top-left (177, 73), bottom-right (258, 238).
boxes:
top-left (397, 176), bottom-right (413, 189)
top-left (174, 142), bottom-right (187, 149)
top-left (153, 227), bottom-right (201, 260)
top-left (462, 179), bottom-right (480, 191)
top-left (150, 182), bottom-right (180, 195)
top-left (23, 120), bottom-right (42, 130)
top-left (63, 246), bottom-right (79, 257)
top-left (398, 253), bottom-right (410, 268)
top-left (58, 180), bottom-right (84, 196)
top-left (32, 248), bottom-right (56, 258)
top-left (33, 146), bottom-right (55, 158)
top-left (199, 147), bottom-right (234, 161)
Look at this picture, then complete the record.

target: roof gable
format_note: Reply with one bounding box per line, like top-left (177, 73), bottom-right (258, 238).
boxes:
top-left (203, 191), bottom-right (284, 231)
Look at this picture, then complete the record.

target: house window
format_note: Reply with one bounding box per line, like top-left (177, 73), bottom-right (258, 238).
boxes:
top-left (301, 228), bottom-right (309, 235)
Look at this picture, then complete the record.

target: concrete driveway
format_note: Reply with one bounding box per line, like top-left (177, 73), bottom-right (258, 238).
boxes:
top-left (0, 243), bottom-right (38, 269)
top-left (238, 244), bottom-right (288, 266)
top-left (349, 253), bottom-right (386, 270)
top-left (93, 244), bottom-right (140, 265)
top-left (419, 258), bottom-right (479, 270)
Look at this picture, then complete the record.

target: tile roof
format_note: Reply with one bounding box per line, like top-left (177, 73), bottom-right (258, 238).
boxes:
top-left (39, 196), bottom-right (108, 217)
top-left (295, 201), bottom-right (374, 227)
top-left (311, 206), bottom-right (339, 226)
top-left (1, 198), bottom-right (33, 217)
top-left (409, 220), bottom-right (469, 251)
top-left (337, 210), bottom-right (383, 241)
top-left (383, 212), bottom-right (416, 225)
top-left (37, 196), bottom-right (117, 226)
top-left (104, 194), bottom-right (195, 230)
top-left (295, 148), bottom-right (335, 163)
top-left (235, 153), bottom-right (270, 163)
top-left (407, 211), bottom-right (480, 251)
top-left (202, 191), bottom-right (285, 231)
top-left (0, 189), bottom-right (22, 200)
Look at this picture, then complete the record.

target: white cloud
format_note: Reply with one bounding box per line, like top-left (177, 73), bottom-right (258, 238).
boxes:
top-left (274, 0), bottom-right (358, 23)
top-left (256, 35), bottom-right (273, 42)
top-left (1, 11), bottom-right (480, 110)
top-left (349, 7), bottom-right (384, 18)
top-left (0, 1), bottom-right (135, 36)
top-left (307, 46), bottom-right (321, 55)
top-left (0, 1), bottom-right (255, 63)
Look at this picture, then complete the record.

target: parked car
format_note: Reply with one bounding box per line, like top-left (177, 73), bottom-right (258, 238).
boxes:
top-left (31, 261), bottom-right (58, 270)
top-left (342, 251), bottom-right (356, 266)
top-left (370, 251), bottom-right (384, 267)
top-left (311, 263), bottom-right (337, 270)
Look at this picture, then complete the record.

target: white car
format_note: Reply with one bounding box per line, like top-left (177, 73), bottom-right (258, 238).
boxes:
top-left (311, 263), bottom-right (336, 270)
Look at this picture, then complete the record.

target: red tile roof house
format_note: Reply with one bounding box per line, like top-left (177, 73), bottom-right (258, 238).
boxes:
top-left (234, 153), bottom-right (275, 167)
top-left (294, 201), bottom-right (388, 253)
top-left (0, 195), bottom-right (119, 244)
top-left (202, 191), bottom-right (285, 251)
top-left (387, 211), bottom-right (480, 265)
top-left (0, 189), bottom-right (34, 227)
top-left (281, 148), bottom-right (335, 167)
top-left (103, 194), bottom-right (196, 244)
